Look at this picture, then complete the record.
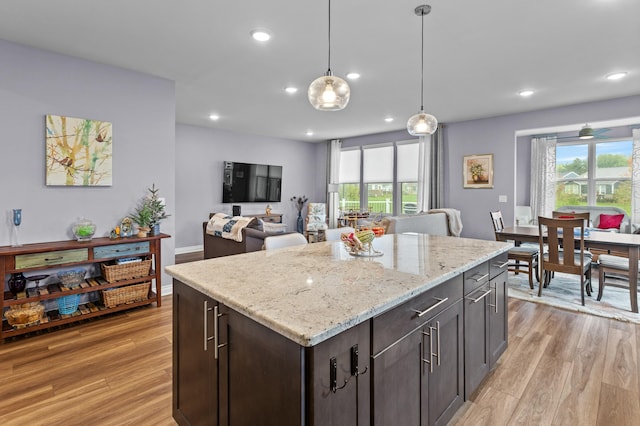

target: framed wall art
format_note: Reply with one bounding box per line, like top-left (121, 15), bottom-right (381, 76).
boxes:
top-left (45, 114), bottom-right (113, 186)
top-left (463, 154), bottom-right (493, 188)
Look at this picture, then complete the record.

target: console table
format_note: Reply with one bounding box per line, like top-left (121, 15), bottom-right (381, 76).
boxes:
top-left (252, 213), bottom-right (282, 223)
top-left (1, 234), bottom-right (169, 340)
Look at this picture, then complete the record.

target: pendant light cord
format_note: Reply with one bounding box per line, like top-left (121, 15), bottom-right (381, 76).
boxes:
top-left (327, 0), bottom-right (332, 73)
top-left (420, 10), bottom-right (424, 111)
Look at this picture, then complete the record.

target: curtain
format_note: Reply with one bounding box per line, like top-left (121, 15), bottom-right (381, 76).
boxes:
top-left (327, 139), bottom-right (341, 228)
top-left (530, 136), bottom-right (557, 224)
top-left (631, 129), bottom-right (640, 229)
top-left (417, 124), bottom-right (445, 212)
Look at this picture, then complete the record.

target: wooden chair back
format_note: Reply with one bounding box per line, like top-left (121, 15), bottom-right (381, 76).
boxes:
top-left (489, 211), bottom-right (505, 235)
top-left (538, 216), bottom-right (586, 275)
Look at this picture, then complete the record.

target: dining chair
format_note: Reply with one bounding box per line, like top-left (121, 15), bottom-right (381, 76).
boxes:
top-left (597, 254), bottom-right (640, 313)
top-left (264, 233), bottom-right (308, 250)
top-left (538, 216), bottom-right (592, 305)
top-left (490, 211), bottom-right (539, 288)
top-left (551, 211), bottom-right (594, 260)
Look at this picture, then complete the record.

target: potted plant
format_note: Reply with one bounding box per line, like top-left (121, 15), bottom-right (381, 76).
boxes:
top-left (131, 184), bottom-right (170, 237)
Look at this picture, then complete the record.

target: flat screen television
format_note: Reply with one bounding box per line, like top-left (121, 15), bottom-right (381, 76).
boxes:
top-left (222, 161), bottom-right (282, 203)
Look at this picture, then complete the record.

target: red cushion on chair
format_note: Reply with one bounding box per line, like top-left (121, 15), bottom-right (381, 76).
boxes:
top-left (558, 215), bottom-right (574, 219)
top-left (598, 213), bottom-right (624, 229)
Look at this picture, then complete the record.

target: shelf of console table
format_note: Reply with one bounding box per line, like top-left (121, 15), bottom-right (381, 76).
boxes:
top-left (0, 233), bottom-right (170, 340)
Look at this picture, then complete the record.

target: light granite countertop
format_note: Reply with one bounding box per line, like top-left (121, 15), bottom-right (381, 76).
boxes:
top-left (166, 234), bottom-right (511, 347)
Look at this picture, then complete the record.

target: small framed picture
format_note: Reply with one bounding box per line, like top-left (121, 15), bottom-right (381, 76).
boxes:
top-left (463, 154), bottom-right (494, 188)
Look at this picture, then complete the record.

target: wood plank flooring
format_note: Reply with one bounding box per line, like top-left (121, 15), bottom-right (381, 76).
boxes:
top-left (0, 251), bottom-right (637, 425)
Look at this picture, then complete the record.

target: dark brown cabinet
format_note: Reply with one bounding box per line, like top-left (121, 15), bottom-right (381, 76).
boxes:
top-left (464, 254), bottom-right (508, 398)
top-left (372, 276), bottom-right (464, 426)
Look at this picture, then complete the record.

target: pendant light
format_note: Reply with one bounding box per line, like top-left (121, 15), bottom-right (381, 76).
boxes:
top-left (407, 4), bottom-right (438, 136)
top-left (308, 0), bottom-right (350, 111)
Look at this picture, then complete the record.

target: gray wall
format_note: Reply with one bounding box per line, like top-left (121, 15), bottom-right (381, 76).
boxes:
top-left (447, 95), bottom-right (640, 240)
top-left (175, 124), bottom-right (324, 249)
top-left (0, 39), bottom-right (176, 292)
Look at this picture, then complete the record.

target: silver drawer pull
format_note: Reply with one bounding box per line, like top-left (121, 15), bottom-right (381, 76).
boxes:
top-left (489, 283), bottom-right (498, 314)
top-left (203, 301), bottom-right (214, 351)
top-left (466, 289), bottom-right (492, 303)
top-left (214, 305), bottom-right (227, 359)
top-left (473, 273), bottom-right (489, 282)
top-left (493, 261), bottom-right (509, 269)
top-left (413, 297), bottom-right (448, 317)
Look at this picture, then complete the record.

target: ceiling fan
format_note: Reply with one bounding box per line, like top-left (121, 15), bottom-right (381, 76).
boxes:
top-left (536, 124), bottom-right (611, 141)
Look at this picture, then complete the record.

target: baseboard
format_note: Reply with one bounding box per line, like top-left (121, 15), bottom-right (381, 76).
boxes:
top-left (175, 245), bottom-right (203, 255)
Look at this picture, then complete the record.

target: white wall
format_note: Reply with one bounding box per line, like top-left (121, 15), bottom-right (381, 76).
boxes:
top-left (0, 39), bottom-right (176, 293)
top-left (175, 124), bottom-right (324, 250)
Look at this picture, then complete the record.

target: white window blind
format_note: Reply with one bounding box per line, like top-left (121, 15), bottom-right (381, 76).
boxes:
top-left (363, 145), bottom-right (393, 183)
top-left (397, 143), bottom-right (419, 182)
top-left (339, 149), bottom-right (360, 183)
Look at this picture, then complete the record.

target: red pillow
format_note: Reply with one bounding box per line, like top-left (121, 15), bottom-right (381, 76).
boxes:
top-left (598, 213), bottom-right (624, 229)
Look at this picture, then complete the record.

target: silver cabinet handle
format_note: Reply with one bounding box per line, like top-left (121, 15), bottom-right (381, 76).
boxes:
top-left (474, 273), bottom-right (489, 282)
top-left (489, 283), bottom-right (498, 314)
top-left (204, 300), bottom-right (214, 351)
top-left (214, 305), bottom-right (227, 359)
top-left (493, 261), bottom-right (509, 269)
top-left (466, 289), bottom-right (492, 303)
top-left (421, 328), bottom-right (434, 373)
top-left (435, 321), bottom-right (441, 367)
top-left (413, 297), bottom-right (448, 317)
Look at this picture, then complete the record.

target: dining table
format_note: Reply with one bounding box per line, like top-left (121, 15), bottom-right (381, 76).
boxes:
top-left (495, 225), bottom-right (640, 313)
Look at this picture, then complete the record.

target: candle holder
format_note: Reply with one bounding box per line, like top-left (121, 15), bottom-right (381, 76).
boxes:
top-left (12, 209), bottom-right (22, 247)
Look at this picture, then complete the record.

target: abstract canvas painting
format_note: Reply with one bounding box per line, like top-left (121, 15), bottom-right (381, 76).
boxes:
top-left (45, 114), bottom-right (113, 186)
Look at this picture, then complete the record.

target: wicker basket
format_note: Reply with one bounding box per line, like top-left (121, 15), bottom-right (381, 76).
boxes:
top-left (101, 259), bottom-right (152, 283)
top-left (101, 282), bottom-right (150, 308)
top-left (57, 294), bottom-right (80, 315)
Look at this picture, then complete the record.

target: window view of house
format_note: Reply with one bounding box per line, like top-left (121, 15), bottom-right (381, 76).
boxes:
top-left (555, 139), bottom-right (632, 213)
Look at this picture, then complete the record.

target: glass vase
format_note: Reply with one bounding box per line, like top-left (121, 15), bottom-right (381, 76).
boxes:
top-left (296, 212), bottom-right (304, 234)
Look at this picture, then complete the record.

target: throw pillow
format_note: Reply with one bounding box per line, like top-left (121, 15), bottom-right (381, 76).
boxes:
top-left (598, 213), bottom-right (624, 229)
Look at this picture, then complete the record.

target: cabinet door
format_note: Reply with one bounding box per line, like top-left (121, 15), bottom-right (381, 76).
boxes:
top-left (371, 329), bottom-right (423, 426)
top-left (173, 279), bottom-right (219, 426)
top-left (427, 301), bottom-right (464, 426)
top-left (489, 272), bottom-right (508, 366)
top-left (463, 283), bottom-right (491, 399)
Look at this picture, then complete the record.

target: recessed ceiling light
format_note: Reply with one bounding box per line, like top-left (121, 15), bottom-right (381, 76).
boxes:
top-left (519, 90), bottom-right (534, 97)
top-left (285, 86), bottom-right (298, 94)
top-left (607, 72), bottom-right (627, 81)
top-left (384, 117), bottom-right (394, 123)
top-left (346, 72), bottom-right (361, 80)
top-left (306, 130), bottom-right (314, 136)
top-left (209, 114), bottom-right (220, 121)
top-left (250, 29), bottom-right (272, 42)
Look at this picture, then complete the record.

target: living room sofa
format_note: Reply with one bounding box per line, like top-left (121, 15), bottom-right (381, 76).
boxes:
top-left (203, 214), bottom-right (289, 259)
top-left (555, 205), bottom-right (631, 233)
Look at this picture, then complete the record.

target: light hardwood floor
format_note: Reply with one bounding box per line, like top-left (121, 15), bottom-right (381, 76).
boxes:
top-left (0, 252), bottom-right (638, 425)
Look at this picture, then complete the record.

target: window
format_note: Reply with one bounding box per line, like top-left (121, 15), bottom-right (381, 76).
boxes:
top-left (338, 141), bottom-right (419, 216)
top-left (555, 139), bottom-right (632, 213)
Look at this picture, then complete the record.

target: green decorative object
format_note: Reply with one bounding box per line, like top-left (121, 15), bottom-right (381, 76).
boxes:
top-left (131, 184), bottom-right (170, 237)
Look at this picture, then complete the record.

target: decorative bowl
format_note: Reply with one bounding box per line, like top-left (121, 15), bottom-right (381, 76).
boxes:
top-left (4, 302), bottom-right (45, 327)
top-left (73, 218), bottom-right (96, 242)
top-left (57, 268), bottom-right (86, 287)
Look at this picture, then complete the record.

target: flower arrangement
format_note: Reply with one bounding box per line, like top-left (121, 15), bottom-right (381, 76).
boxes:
top-left (290, 195), bottom-right (308, 213)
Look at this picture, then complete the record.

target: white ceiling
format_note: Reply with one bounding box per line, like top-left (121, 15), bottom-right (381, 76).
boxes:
top-left (1, 0), bottom-right (639, 142)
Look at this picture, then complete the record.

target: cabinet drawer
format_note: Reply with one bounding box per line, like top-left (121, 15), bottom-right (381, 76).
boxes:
top-left (489, 252), bottom-right (509, 279)
top-left (15, 248), bottom-right (88, 269)
top-left (261, 215), bottom-right (281, 223)
top-left (94, 241), bottom-right (150, 259)
top-left (372, 275), bottom-right (462, 354)
top-left (463, 261), bottom-right (490, 295)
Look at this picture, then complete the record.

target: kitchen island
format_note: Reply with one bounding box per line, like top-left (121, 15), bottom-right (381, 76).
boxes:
top-left (166, 233), bottom-right (511, 426)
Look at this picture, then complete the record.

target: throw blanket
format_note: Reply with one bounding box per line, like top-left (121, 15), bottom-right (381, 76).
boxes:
top-left (206, 213), bottom-right (255, 242)
top-left (429, 209), bottom-right (463, 237)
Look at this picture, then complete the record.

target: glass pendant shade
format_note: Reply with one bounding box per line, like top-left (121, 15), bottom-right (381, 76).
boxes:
top-left (308, 72), bottom-right (350, 111)
top-left (407, 111), bottom-right (438, 136)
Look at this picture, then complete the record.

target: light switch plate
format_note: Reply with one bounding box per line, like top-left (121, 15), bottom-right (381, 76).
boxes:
top-left (498, 195), bottom-right (507, 203)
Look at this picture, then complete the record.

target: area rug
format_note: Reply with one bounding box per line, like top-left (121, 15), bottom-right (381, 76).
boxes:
top-left (507, 270), bottom-right (640, 324)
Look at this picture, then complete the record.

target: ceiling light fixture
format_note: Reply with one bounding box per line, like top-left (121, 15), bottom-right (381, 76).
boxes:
top-left (209, 114), bottom-right (220, 121)
top-left (306, 130), bottom-right (314, 136)
top-left (308, 0), bottom-right (350, 111)
top-left (606, 72), bottom-right (627, 81)
top-left (407, 4), bottom-right (437, 136)
top-left (519, 90), bottom-right (534, 97)
top-left (285, 87), bottom-right (298, 94)
top-left (384, 117), bottom-right (394, 123)
top-left (250, 29), bottom-right (271, 42)
top-left (578, 124), bottom-right (594, 140)
top-left (346, 72), bottom-right (361, 80)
